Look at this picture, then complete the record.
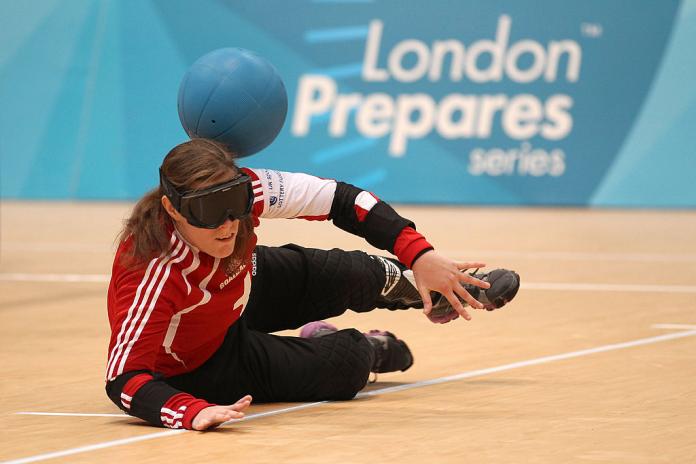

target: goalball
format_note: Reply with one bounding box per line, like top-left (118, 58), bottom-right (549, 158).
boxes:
top-left (178, 48), bottom-right (288, 157)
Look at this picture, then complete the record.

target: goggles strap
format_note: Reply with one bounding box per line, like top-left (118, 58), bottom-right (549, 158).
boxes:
top-left (159, 169), bottom-right (182, 211)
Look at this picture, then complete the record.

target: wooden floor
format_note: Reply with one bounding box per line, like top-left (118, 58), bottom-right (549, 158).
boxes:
top-left (1, 202), bottom-right (695, 463)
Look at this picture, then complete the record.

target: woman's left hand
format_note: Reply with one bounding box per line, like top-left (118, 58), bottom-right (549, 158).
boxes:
top-left (191, 395), bottom-right (252, 431)
top-left (410, 250), bottom-right (490, 321)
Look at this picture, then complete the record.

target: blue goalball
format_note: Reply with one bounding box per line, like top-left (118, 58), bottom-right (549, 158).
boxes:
top-left (177, 48), bottom-right (288, 157)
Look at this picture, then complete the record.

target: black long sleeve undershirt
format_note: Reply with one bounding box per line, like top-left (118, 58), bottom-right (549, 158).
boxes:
top-left (328, 182), bottom-right (415, 252)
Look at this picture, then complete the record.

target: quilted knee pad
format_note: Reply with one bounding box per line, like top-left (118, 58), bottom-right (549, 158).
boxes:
top-left (288, 245), bottom-right (386, 313)
top-left (312, 328), bottom-right (374, 400)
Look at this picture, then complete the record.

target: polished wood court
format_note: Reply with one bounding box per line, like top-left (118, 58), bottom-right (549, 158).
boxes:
top-left (1, 202), bottom-right (695, 463)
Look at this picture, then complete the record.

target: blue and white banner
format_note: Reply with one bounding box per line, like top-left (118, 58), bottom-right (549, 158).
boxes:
top-left (1, 0), bottom-right (694, 207)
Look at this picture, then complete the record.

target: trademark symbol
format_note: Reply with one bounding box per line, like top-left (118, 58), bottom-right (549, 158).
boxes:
top-left (581, 23), bottom-right (603, 38)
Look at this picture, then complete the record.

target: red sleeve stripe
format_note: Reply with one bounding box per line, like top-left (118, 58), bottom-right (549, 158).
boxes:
top-left (106, 235), bottom-right (189, 381)
top-left (115, 352), bottom-right (154, 413)
top-left (119, 372), bottom-right (154, 411)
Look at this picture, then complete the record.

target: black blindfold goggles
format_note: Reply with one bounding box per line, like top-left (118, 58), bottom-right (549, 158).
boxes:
top-left (160, 168), bottom-right (254, 229)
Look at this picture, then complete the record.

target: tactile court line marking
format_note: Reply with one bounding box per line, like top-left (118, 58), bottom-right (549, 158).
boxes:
top-left (652, 323), bottom-right (696, 330)
top-left (7, 328), bottom-right (696, 464)
top-left (523, 282), bottom-right (696, 293)
top-left (0, 273), bottom-right (110, 283)
top-left (442, 249), bottom-right (696, 262)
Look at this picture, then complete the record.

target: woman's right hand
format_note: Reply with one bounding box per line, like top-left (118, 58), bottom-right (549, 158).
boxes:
top-left (191, 394), bottom-right (252, 430)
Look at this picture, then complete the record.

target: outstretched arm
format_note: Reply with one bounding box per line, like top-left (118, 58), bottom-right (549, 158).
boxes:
top-left (242, 168), bottom-right (490, 315)
top-left (106, 371), bottom-right (250, 430)
top-left (329, 181), bottom-right (490, 316)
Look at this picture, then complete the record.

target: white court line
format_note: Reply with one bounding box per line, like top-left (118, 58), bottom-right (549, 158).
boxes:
top-left (441, 249), bottom-right (696, 263)
top-left (7, 329), bottom-right (696, 464)
top-left (652, 323), bottom-right (696, 330)
top-left (7, 403), bottom-right (329, 464)
top-left (523, 282), bottom-right (696, 293)
top-left (15, 412), bottom-right (126, 418)
top-left (14, 402), bottom-right (328, 421)
top-left (0, 273), bottom-right (110, 283)
top-left (3, 273), bottom-right (695, 294)
top-left (3, 429), bottom-right (186, 464)
top-left (223, 401), bottom-right (329, 425)
top-left (357, 329), bottom-right (696, 397)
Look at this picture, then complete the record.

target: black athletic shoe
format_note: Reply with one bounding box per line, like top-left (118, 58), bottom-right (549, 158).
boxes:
top-left (426, 268), bottom-right (521, 321)
top-left (299, 321), bottom-right (414, 374)
top-left (364, 330), bottom-right (414, 373)
top-left (373, 256), bottom-right (520, 314)
top-left (458, 268), bottom-right (521, 310)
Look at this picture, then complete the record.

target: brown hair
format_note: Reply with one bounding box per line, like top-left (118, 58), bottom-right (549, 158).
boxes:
top-left (117, 139), bottom-right (254, 274)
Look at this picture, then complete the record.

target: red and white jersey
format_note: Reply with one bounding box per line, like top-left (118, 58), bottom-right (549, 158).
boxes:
top-left (106, 168), bottom-right (348, 380)
top-left (105, 168), bottom-right (432, 429)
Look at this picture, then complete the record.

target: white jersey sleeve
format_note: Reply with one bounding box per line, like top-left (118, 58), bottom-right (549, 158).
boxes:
top-left (245, 168), bottom-right (337, 220)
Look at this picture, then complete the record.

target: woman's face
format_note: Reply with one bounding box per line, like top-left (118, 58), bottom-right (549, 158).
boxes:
top-left (161, 195), bottom-right (240, 259)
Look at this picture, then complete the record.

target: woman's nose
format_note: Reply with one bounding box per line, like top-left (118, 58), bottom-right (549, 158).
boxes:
top-left (219, 218), bottom-right (240, 231)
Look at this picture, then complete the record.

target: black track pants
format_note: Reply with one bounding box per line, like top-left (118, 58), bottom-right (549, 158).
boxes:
top-left (167, 244), bottom-right (387, 404)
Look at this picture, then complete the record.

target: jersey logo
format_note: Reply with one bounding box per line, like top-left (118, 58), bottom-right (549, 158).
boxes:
top-left (269, 196), bottom-right (278, 206)
top-left (219, 264), bottom-right (246, 290)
